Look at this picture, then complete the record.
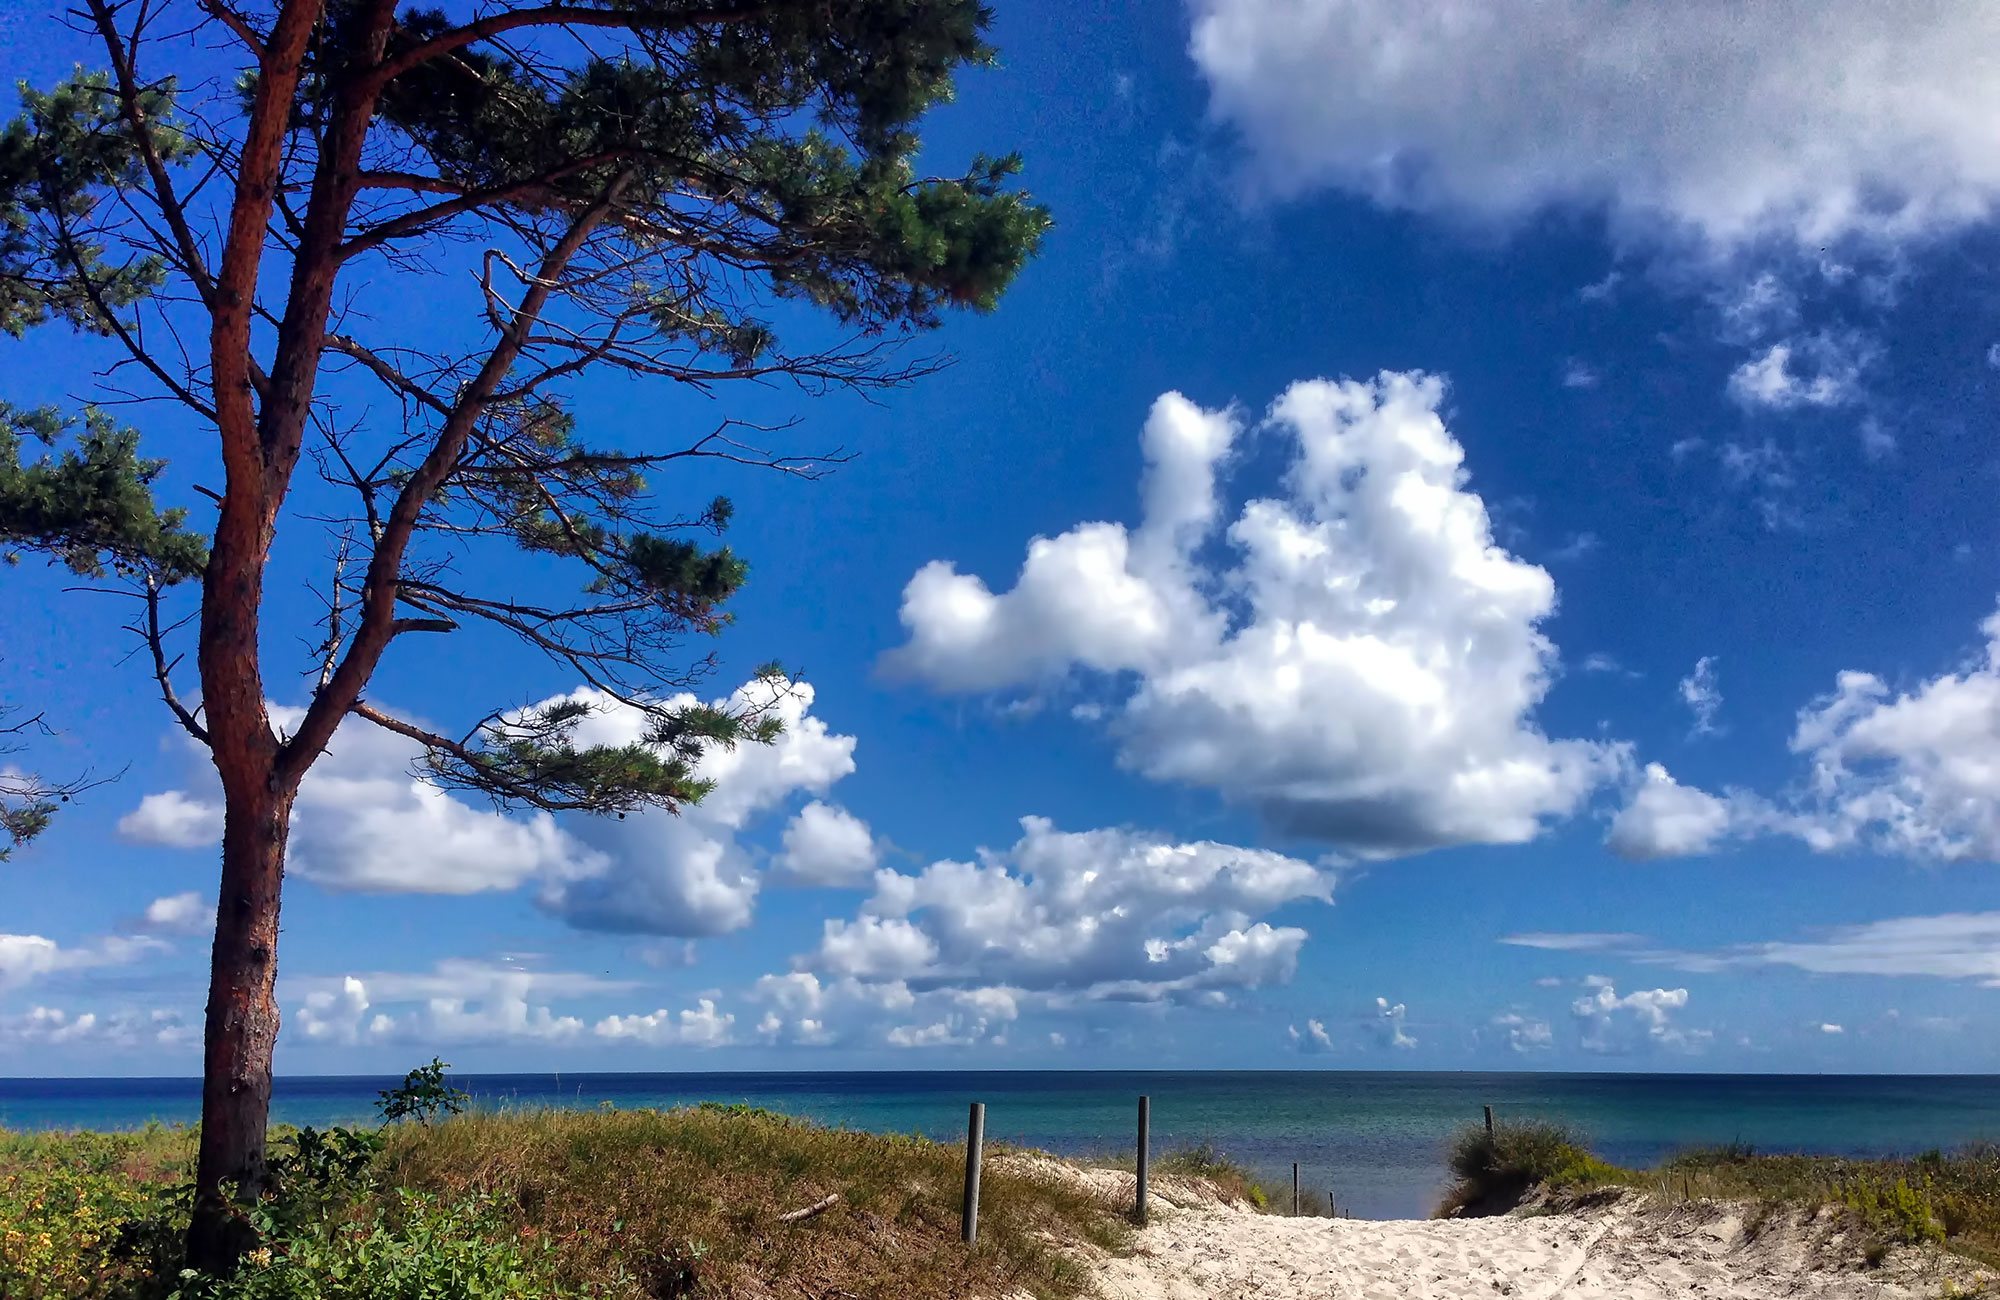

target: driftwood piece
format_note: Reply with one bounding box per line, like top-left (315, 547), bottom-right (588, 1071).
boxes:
top-left (776, 1193), bottom-right (840, 1224)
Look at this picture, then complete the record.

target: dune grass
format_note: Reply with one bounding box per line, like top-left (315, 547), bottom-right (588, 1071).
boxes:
top-left (1436, 1119), bottom-right (2000, 1269)
top-left (0, 1105), bottom-right (1139, 1299)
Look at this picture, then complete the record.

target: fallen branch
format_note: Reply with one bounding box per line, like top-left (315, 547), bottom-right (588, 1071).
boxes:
top-left (776, 1193), bottom-right (840, 1224)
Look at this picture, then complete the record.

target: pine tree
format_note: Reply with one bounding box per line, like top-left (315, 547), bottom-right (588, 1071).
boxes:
top-left (0, 0), bottom-right (1047, 1266)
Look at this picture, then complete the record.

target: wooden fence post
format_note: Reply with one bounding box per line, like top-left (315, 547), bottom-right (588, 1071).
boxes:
top-left (1135, 1095), bottom-right (1150, 1225)
top-left (962, 1101), bottom-right (984, 1246)
top-left (1292, 1162), bottom-right (1300, 1216)
top-left (1328, 1190), bottom-right (1336, 1217)
top-left (1484, 1104), bottom-right (1495, 1138)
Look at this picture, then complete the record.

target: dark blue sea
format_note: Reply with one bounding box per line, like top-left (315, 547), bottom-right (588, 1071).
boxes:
top-left (5, 1071), bottom-right (1997, 1218)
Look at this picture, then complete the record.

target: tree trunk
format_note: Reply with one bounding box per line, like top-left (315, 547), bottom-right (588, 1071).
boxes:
top-left (186, 776), bottom-right (294, 1271)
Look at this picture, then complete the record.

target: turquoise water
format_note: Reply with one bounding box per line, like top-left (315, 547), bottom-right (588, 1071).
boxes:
top-left (5, 1071), bottom-right (1997, 1218)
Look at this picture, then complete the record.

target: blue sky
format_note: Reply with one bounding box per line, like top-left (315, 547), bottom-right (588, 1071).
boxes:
top-left (7, 0), bottom-right (2000, 1074)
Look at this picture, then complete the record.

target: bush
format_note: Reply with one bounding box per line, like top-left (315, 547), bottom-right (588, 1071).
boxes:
top-left (1436, 1119), bottom-right (1627, 1217)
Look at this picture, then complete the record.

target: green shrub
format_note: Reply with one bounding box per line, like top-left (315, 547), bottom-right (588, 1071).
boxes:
top-left (1436, 1119), bottom-right (1629, 1217)
top-left (167, 1190), bottom-right (569, 1300)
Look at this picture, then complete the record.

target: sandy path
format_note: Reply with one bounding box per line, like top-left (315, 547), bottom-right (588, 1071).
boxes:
top-left (1028, 1165), bottom-right (1981, 1300)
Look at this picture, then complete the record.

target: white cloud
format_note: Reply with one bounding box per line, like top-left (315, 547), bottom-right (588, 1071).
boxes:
top-left (1821, 1022), bottom-right (1846, 1034)
top-left (1368, 996), bottom-right (1416, 1050)
top-left (1499, 932), bottom-right (1643, 952)
top-left (1601, 603), bottom-right (2000, 865)
top-left (1189, 1), bottom-right (2000, 253)
top-left (1606, 763), bottom-right (1736, 860)
top-left (0, 1006), bottom-right (189, 1049)
top-left (1727, 336), bottom-right (1871, 410)
top-left (1571, 978), bottom-right (1704, 1054)
top-left (0, 932), bottom-right (165, 993)
top-left (1780, 611), bottom-right (2000, 862)
top-left (135, 892), bottom-right (208, 935)
top-left (1732, 913), bottom-right (2000, 986)
top-left (1287, 1018), bottom-right (1335, 1052)
top-left (287, 960), bottom-right (637, 1046)
top-left (118, 792), bottom-right (222, 848)
top-left (1492, 1012), bottom-right (1553, 1053)
top-left (809, 816), bottom-right (1329, 1005)
top-left (1560, 360), bottom-right (1599, 390)
top-left (1679, 658), bottom-right (1722, 737)
top-left (774, 802), bottom-right (878, 886)
top-left (122, 676), bottom-right (859, 937)
top-left (889, 375), bottom-right (1627, 855)
top-left (595, 998), bottom-right (735, 1047)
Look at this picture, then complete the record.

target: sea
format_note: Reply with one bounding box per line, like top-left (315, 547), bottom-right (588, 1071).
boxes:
top-left (5, 1071), bottom-right (1997, 1219)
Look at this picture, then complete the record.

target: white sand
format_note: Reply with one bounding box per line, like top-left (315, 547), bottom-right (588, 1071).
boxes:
top-left (1016, 1162), bottom-right (1989, 1300)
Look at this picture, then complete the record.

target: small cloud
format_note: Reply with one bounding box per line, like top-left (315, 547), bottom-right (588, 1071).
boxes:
top-left (1287, 1018), bottom-right (1335, 1053)
top-left (1366, 997), bottom-right (1417, 1050)
top-left (1579, 270), bottom-right (1622, 303)
top-left (1727, 334), bottom-right (1872, 410)
top-left (1561, 359), bottom-right (1600, 389)
top-left (1820, 1022), bottom-right (1845, 1034)
top-left (1669, 436), bottom-right (1707, 462)
top-left (1501, 932), bottom-right (1645, 952)
top-left (1679, 656), bottom-right (1722, 737)
top-left (1551, 532), bottom-right (1600, 562)
top-left (1986, 342), bottom-right (2000, 370)
top-left (1492, 1012), bottom-right (1553, 1052)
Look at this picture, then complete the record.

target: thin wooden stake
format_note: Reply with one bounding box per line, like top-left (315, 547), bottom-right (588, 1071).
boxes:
top-left (1135, 1095), bottom-right (1151, 1225)
top-left (962, 1101), bottom-right (985, 1246)
top-left (1292, 1161), bottom-right (1300, 1216)
top-left (1484, 1104), bottom-right (1495, 1138)
top-left (1328, 1190), bottom-right (1336, 1217)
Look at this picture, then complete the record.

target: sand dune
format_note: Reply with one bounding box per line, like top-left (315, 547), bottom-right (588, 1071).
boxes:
top-left (1020, 1162), bottom-right (1990, 1299)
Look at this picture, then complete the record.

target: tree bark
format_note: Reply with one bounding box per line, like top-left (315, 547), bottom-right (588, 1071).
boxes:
top-left (186, 774), bottom-right (295, 1271)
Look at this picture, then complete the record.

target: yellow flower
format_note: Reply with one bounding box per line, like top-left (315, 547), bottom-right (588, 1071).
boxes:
top-left (247, 1247), bottom-right (274, 1268)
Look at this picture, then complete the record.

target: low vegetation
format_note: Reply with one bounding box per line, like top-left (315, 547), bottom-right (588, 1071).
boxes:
top-left (1437, 1119), bottom-right (2000, 1270)
top-left (0, 1089), bottom-right (1140, 1299)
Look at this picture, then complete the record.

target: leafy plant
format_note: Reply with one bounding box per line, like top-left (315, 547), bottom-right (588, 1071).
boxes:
top-left (376, 1060), bottom-right (468, 1128)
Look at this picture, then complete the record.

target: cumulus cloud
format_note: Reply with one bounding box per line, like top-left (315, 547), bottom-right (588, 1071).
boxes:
top-left (121, 677), bottom-right (859, 937)
top-left (1492, 1012), bottom-right (1553, 1054)
top-left (1606, 764), bottom-right (1736, 859)
top-left (1571, 977), bottom-right (1704, 1054)
top-left (1604, 603), bottom-right (2000, 864)
top-left (1367, 996), bottom-right (1416, 1050)
top-left (888, 375), bottom-right (1627, 856)
top-left (288, 961), bottom-right (636, 1046)
top-left (0, 1006), bottom-right (189, 1049)
top-left (118, 792), bottom-right (222, 848)
top-left (773, 802), bottom-right (878, 886)
top-left (133, 892), bottom-right (209, 936)
top-left (811, 817), bottom-right (1329, 1006)
top-left (595, 998), bottom-right (735, 1047)
top-left (1288, 1018), bottom-right (1334, 1052)
top-left (1821, 1022), bottom-right (1846, 1034)
top-left (1189, 1), bottom-right (2000, 253)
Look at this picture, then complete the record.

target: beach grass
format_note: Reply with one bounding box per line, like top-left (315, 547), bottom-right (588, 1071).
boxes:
top-left (0, 1105), bottom-right (1138, 1299)
top-left (1437, 1118), bottom-right (2000, 1269)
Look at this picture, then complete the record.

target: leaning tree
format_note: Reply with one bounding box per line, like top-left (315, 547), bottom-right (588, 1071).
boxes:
top-left (0, 0), bottom-right (1046, 1265)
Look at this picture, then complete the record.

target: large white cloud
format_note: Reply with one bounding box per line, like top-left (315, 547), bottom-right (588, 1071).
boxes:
top-left (806, 816), bottom-right (1331, 1005)
top-left (889, 376), bottom-right (1627, 854)
top-left (1571, 977), bottom-right (1704, 1054)
top-left (1189, 0), bottom-right (2000, 253)
top-left (119, 677), bottom-right (858, 936)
